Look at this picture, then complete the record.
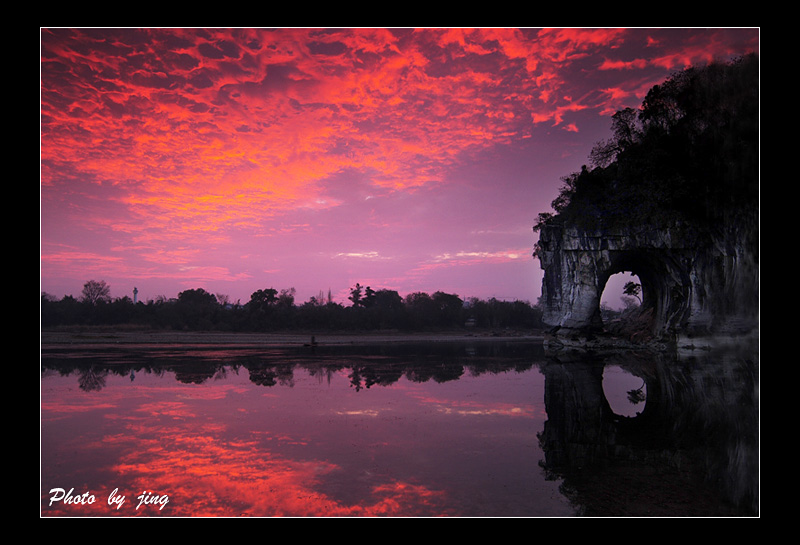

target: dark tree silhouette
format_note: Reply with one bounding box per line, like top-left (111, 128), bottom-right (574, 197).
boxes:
top-left (535, 53), bottom-right (758, 234)
top-left (622, 282), bottom-right (642, 304)
top-left (249, 288), bottom-right (278, 309)
top-left (43, 281), bottom-right (543, 332)
top-left (81, 280), bottom-right (111, 306)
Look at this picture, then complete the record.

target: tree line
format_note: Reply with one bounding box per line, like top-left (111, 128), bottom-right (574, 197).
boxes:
top-left (41, 280), bottom-right (544, 332)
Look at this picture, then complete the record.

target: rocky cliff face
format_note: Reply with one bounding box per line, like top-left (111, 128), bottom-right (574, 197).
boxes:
top-left (536, 210), bottom-right (758, 345)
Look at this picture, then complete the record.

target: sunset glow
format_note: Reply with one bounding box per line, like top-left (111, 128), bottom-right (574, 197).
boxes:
top-left (40, 28), bottom-right (759, 304)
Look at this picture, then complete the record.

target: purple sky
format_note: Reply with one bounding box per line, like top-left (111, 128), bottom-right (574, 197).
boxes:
top-left (40, 28), bottom-right (759, 306)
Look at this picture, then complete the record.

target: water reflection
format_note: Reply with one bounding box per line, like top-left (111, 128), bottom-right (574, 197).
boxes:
top-left (41, 341), bottom-right (758, 517)
top-left (602, 365), bottom-right (647, 418)
top-left (538, 347), bottom-right (758, 516)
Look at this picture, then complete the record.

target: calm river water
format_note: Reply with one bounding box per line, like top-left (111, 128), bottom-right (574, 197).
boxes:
top-left (40, 340), bottom-right (758, 517)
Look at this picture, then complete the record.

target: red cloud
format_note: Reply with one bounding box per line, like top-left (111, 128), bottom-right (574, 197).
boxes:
top-left (40, 28), bottom-right (759, 299)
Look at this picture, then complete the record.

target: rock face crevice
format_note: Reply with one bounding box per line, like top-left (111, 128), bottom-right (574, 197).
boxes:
top-left (536, 212), bottom-right (758, 344)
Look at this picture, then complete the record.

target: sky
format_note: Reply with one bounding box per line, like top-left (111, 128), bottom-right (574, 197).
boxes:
top-left (40, 27), bottom-right (759, 307)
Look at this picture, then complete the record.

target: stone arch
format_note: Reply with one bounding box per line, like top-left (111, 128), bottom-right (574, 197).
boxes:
top-left (536, 223), bottom-right (737, 342)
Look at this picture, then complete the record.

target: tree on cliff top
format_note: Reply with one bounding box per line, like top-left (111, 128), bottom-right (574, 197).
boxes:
top-left (535, 53), bottom-right (758, 232)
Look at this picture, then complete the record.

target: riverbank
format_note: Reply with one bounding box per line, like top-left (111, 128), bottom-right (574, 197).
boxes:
top-left (40, 327), bottom-right (545, 347)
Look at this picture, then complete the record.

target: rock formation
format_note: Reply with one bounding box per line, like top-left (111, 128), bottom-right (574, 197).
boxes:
top-left (534, 55), bottom-right (758, 347)
top-left (536, 210), bottom-right (758, 345)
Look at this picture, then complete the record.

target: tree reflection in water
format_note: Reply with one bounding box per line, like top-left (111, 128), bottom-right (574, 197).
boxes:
top-left (538, 346), bottom-right (758, 516)
top-left (41, 341), bottom-right (758, 517)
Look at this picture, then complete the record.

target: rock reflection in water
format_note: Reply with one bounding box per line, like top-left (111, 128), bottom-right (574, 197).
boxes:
top-left (538, 346), bottom-right (758, 516)
top-left (41, 341), bottom-right (758, 517)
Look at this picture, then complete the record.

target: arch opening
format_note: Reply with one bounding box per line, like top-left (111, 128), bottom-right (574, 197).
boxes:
top-left (597, 251), bottom-right (665, 339)
top-left (600, 271), bottom-right (642, 319)
top-left (602, 364), bottom-right (647, 418)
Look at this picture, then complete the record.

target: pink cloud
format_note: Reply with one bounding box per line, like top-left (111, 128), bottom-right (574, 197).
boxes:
top-left (40, 28), bottom-right (759, 303)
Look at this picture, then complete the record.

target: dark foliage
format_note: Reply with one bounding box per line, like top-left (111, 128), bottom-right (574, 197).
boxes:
top-left (534, 53), bottom-right (758, 233)
top-left (41, 285), bottom-right (544, 333)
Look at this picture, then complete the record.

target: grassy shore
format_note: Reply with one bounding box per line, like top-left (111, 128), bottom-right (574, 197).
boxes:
top-left (40, 327), bottom-right (545, 347)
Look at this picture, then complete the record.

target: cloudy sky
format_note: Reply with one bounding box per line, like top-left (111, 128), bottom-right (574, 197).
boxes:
top-left (40, 27), bottom-right (759, 306)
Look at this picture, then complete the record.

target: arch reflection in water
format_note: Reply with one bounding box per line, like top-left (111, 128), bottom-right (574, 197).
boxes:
top-left (602, 364), bottom-right (647, 418)
top-left (538, 347), bottom-right (758, 516)
top-left (40, 341), bottom-right (758, 517)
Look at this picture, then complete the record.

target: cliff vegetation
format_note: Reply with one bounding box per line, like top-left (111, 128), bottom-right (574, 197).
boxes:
top-left (534, 53), bottom-right (758, 237)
